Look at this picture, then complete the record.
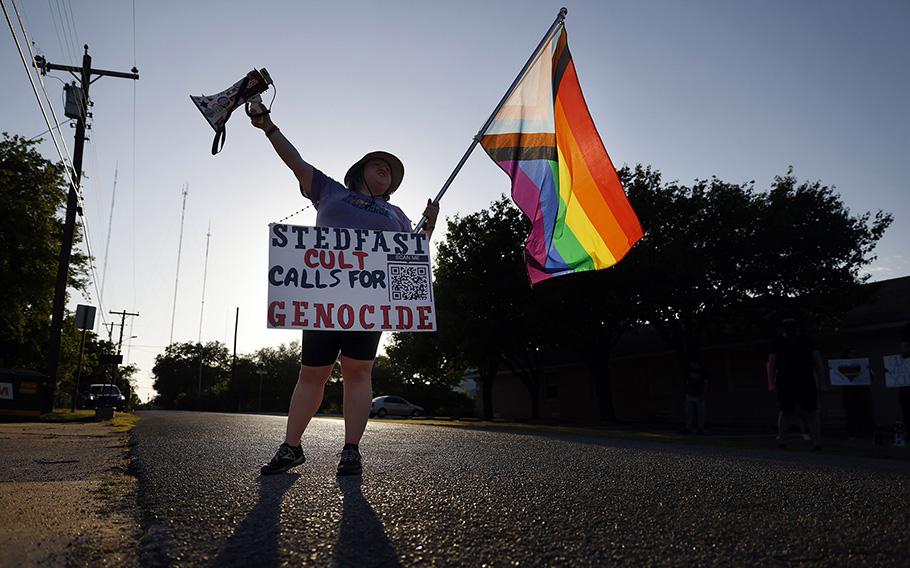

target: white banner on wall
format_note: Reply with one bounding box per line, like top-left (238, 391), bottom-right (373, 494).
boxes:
top-left (883, 355), bottom-right (910, 388)
top-left (266, 224), bottom-right (436, 332)
top-left (827, 358), bottom-right (871, 386)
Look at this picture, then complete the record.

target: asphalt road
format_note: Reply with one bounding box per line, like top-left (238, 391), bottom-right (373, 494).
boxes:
top-left (132, 411), bottom-right (910, 567)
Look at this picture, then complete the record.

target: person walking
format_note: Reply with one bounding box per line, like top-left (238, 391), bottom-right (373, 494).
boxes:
top-left (767, 317), bottom-right (826, 450)
top-left (250, 105), bottom-right (440, 476)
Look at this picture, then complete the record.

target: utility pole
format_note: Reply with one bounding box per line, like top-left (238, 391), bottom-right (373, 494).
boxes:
top-left (232, 307), bottom-right (239, 383)
top-left (110, 310), bottom-right (140, 355)
top-left (196, 222), bottom-right (212, 402)
top-left (109, 309), bottom-right (139, 393)
top-left (198, 221), bottom-right (212, 343)
top-left (170, 184), bottom-right (188, 344)
top-left (100, 164), bottom-right (118, 301)
top-left (36, 46), bottom-right (138, 413)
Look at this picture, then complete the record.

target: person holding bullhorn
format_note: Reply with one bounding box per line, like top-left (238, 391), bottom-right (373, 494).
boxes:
top-left (249, 103), bottom-right (440, 476)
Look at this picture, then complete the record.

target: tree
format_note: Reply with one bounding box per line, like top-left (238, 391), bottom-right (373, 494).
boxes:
top-left (753, 169), bottom-right (892, 324)
top-left (432, 196), bottom-right (546, 418)
top-left (0, 133), bottom-right (88, 372)
top-left (627, 171), bottom-right (763, 358)
top-left (152, 341), bottom-right (231, 409)
top-left (627, 166), bottom-right (892, 360)
top-left (244, 341), bottom-right (302, 412)
top-left (53, 321), bottom-right (140, 409)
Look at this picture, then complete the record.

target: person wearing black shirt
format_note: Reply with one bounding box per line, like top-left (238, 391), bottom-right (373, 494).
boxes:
top-left (767, 318), bottom-right (826, 449)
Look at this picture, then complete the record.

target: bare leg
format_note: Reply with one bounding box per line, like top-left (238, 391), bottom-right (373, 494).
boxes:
top-left (340, 356), bottom-right (375, 445)
top-left (284, 363), bottom-right (333, 446)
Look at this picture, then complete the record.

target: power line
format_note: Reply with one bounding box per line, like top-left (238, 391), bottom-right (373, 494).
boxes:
top-left (46, 0), bottom-right (69, 63)
top-left (7, 0), bottom-right (107, 328)
top-left (130, 0), bottom-right (138, 312)
top-left (55, 0), bottom-right (76, 60)
top-left (3, 0), bottom-right (78, 193)
top-left (28, 117), bottom-right (72, 141)
top-left (64, 0), bottom-right (79, 48)
top-left (52, 0), bottom-right (75, 62)
top-left (23, 25), bottom-right (138, 411)
top-left (12, 0), bottom-right (80, 184)
top-left (131, 0), bottom-right (136, 66)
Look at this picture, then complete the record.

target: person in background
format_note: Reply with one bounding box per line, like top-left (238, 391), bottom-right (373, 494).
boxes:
top-left (683, 362), bottom-right (707, 435)
top-left (768, 317), bottom-right (826, 450)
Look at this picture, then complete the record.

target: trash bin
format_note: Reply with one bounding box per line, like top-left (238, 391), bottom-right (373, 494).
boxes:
top-left (0, 369), bottom-right (50, 420)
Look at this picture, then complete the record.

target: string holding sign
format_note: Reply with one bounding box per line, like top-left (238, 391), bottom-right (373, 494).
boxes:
top-left (273, 204), bottom-right (312, 224)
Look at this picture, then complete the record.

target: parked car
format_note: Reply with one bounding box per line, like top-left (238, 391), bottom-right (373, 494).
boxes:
top-left (370, 395), bottom-right (423, 418)
top-left (82, 384), bottom-right (126, 410)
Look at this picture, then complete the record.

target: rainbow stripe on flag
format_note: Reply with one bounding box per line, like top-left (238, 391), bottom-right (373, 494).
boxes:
top-left (480, 27), bottom-right (643, 285)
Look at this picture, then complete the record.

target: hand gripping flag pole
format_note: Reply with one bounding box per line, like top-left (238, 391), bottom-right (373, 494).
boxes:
top-left (413, 7), bottom-right (568, 233)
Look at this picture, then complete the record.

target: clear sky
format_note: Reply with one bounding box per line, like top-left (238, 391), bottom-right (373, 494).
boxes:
top-left (4, 0), bottom-right (908, 403)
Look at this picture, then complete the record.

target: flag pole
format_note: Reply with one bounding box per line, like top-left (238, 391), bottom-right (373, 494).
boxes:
top-left (415, 7), bottom-right (568, 233)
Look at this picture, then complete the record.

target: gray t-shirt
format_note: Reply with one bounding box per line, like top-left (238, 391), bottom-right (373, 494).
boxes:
top-left (305, 168), bottom-right (412, 232)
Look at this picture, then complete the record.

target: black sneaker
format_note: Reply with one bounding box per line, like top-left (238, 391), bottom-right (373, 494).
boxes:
top-left (336, 445), bottom-right (362, 476)
top-left (260, 442), bottom-right (305, 475)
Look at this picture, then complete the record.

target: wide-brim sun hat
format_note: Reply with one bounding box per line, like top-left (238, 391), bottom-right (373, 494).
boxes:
top-left (344, 151), bottom-right (404, 196)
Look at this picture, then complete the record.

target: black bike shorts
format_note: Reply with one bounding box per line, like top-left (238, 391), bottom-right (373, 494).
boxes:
top-left (777, 378), bottom-right (818, 412)
top-left (300, 330), bottom-right (382, 367)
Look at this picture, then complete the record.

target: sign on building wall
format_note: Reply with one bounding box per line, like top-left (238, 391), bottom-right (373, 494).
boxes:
top-left (827, 358), bottom-right (872, 386)
top-left (883, 355), bottom-right (910, 388)
top-left (266, 224), bottom-right (436, 332)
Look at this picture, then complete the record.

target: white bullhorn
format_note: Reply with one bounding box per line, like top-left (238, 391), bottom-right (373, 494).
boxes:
top-left (191, 68), bottom-right (273, 155)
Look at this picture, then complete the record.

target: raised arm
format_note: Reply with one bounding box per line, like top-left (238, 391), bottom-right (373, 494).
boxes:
top-left (249, 102), bottom-right (315, 197)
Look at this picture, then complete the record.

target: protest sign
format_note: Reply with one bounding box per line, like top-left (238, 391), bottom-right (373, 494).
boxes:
top-left (883, 355), bottom-right (910, 388)
top-left (267, 224), bottom-right (436, 332)
top-left (827, 358), bottom-right (871, 386)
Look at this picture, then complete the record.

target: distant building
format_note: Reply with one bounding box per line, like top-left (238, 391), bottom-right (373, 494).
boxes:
top-left (478, 276), bottom-right (910, 429)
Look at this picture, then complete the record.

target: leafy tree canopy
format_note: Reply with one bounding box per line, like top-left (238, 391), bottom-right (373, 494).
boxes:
top-left (0, 133), bottom-right (88, 370)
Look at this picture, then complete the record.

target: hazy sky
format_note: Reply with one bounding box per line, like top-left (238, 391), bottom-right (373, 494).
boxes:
top-left (4, 0), bottom-right (908, 402)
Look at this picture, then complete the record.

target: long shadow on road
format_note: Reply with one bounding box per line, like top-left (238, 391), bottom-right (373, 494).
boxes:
top-left (334, 475), bottom-right (402, 568)
top-left (213, 473), bottom-right (300, 567)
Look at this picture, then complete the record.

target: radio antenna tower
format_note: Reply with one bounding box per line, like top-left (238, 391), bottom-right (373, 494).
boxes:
top-left (100, 164), bottom-right (118, 302)
top-left (169, 184), bottom-right (188, 344)
top-left (198, 220), bottom-right (212, 343)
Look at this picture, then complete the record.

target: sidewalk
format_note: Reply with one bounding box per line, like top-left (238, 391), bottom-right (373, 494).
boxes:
top-left (0, 414), bottom-right (140, 567)
top-left (369, 416), bottom-right (910, 462)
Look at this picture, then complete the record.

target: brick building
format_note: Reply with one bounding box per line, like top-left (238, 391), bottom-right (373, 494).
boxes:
top-left (479, 276), bottom-right (910, 429)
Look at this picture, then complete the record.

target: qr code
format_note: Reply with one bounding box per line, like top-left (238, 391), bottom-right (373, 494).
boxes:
top-left (389, 264), bottom-right (431, 301)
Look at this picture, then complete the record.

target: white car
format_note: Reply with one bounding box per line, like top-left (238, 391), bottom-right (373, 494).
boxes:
top-left (370, 396), bottom-right (423, 418)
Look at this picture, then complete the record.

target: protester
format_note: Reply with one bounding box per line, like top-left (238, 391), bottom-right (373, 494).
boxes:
top-left (767, 317), bottom-right (826, 450)
top-left (250, 104), bottom-right (440, 476)
top-left (682, 362), bottom-right (707, 435)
